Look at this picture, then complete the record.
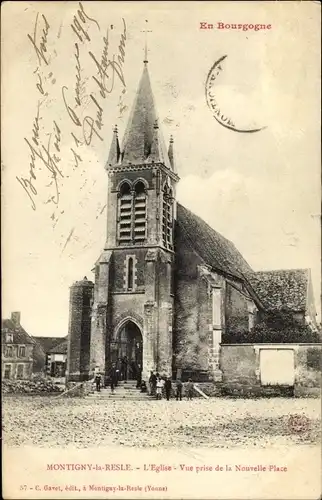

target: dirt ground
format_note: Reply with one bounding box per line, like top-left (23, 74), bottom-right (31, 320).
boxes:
top-left (2, 396), bottom-right (321, 449)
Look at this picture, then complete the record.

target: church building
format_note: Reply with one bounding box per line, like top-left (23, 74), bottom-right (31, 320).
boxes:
top-left (66, 53), bottom-right (317, 386)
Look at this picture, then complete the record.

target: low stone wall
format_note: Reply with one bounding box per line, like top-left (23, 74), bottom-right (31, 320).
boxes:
top-left (192, 383), bottom-right (221, 397)
top-left (220, 343), bottom-right (321, 398)
top-left (64, 380), bottom-right (94, 397)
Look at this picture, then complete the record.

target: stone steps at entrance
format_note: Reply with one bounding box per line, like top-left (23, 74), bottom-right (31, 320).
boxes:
top-left (87, 394), bottom-right (149, 401)
top-left (86, 381), bottom-right (151, 401)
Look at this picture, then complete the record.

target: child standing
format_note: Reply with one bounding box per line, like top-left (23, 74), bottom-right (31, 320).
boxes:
top-left (156, 377), bottom-right (163, 400)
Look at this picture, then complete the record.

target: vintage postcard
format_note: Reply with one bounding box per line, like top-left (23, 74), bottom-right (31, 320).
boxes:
top-left (1, 1), bottom-right (321, 499)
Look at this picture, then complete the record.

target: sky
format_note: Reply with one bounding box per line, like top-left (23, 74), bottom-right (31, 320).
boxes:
top-left (2, 1), bottom-right (321, 337)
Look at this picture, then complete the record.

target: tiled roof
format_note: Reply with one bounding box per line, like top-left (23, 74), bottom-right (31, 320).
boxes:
top-left (249, 269), bottom-right (309, 312)
top-left (176, 203), bottom-right (253, 281)
top-left (1, 319), bottom-right (34, 344)
top-left (48, 339), bottom-right (68, 354)
top-left (32, 336), bottom-right (67, 354)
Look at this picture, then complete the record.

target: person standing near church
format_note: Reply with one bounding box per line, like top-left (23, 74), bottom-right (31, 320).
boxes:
top-left (117, 357), bottom-right (122, 381)
top-left (136, 363), bottom-right (142, 388)
top-left (95, 373), bottom-right (101, 392)
top-left (175, 378), bottom-right (183, 401)
top-left (156, 376), bottom-right (163, 400)
top-left (121, 356), bottom-right (128, 382)
top-left (165, 377), bottom-right (172, 401)
top-left (110, 363), bottom-right (118, 394)
top-left (186, 378), bottom-right (194, 400)
top-left (149, 371), bottom-right (157, 396)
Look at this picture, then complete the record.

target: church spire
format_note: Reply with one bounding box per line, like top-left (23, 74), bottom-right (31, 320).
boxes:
top-left (121, 64), bottom-right (156, 163)
top-left (105, 23), bottom-right (175, 172)
top-left (119, 63), bottom-right (172, 169)
top-left (106, 125), bottom-right (120, 168)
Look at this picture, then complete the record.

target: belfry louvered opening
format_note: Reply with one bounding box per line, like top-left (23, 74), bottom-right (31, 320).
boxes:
top-left (119, 182), bottom-right (132, 243)
top-left (118, 181), bottom-right (147, 244)
top-left (134, 182), bottom-right (146, 242)
top-left (162, 185), bottom-right (173, 250)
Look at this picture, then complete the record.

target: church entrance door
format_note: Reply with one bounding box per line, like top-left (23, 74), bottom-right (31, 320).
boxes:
top-left (116, 321), bottom-right (143, 381)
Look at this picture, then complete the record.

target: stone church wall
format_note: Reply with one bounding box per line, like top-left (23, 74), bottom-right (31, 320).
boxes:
top-left (224, 283), bottom-right (249, 339)
top-left (174, 239), bottom-right (209, 373)
top-left (111, 249), bottom-right (146, 291)
top-left (110, 294), bottom-right (145, 333)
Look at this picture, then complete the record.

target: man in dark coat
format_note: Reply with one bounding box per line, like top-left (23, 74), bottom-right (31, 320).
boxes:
top-left (175, 379), bottom-right (183, 401)
top-left (130, 360), bottom-right (137, 380)
top-left (95, 373), bottom-right (101, 392)
top-left (186, 378), bottom-right (194, 400)
top-left (136, 364), bottom-right (142, 388)
top-left (121, 356), bottom-right (128, 382)
top-left (164, 377), bottom-right (172, 401)
top-left (110, 363), bottom-right (118, 393)
top-left (116, 358), bottom-right (122, 382)
top-left (149, 371), bottom-right (157, 396)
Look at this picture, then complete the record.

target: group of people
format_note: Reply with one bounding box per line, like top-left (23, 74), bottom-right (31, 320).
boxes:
top-left (149, 371), bottom-right (194, 400)
top-left (113, 355), bottom-right (140, 382)
top-left (109, 358), bottom-right (143, 393)
top-left (94, 356), bottom-right (143, 394)
top-left (94, 366), bottom-right (195, 400)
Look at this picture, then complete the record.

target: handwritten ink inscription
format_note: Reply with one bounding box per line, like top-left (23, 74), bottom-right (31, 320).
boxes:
top-left (16, 1), bottom-right (127, 226)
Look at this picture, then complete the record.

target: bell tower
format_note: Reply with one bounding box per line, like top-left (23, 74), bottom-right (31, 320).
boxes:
top-left (89, 53), bottom-right (180, 382)
top-left (104, 61), bottom-right (178, 251)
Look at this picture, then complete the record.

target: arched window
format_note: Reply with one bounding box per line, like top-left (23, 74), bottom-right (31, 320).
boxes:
top-left (118, 182), bottom-right (132, 243)
top-left (127, 257), bottom-right (134, 290)
top-left (134, 182), bottom-right (146, 242)
top-left (162, 185), bottom-right (173, 249)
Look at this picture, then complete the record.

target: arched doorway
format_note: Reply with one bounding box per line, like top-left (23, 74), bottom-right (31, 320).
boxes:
top-left (115, 321), bottom-right (143, 380)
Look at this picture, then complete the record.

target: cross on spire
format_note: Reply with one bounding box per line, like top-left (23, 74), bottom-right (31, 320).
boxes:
top-left (141, 20), bottom-right (152, 64)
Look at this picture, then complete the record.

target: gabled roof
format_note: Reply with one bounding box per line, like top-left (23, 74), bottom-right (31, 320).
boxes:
top-left (176, 203), bottom-right (253, 281)
top-left (1, 319), bottom-right (34, 344)
top-left (249, 269), bottom-right (310, 312)
top-left (48, 338), bottom-right (68, 354)
top-left (32, 336), bottom-right (67, 354)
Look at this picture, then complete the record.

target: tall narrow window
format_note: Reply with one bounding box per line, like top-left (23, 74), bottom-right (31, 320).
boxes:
top-left (162, 185), bottom-right (173, 249)
top-left (118, 182), bottom-right (132, 243)
top-left (212, 288), bottom-right (221, 329)
top-left (134, 182), bottom-right (146, 242)
top-left (4, 365), bottom-right (11, 379)
top-left (127, 257), bottom-right (134, 290)
top-left (5, 345), bottom-right (13, 357)
top-left (19, 346), bottom-right (26, 357)
top-left (248, 301), bottom-right (257, 331)
top-left (212, 288), bottom-right (222, 345)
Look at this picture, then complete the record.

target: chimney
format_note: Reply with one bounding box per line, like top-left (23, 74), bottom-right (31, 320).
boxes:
top-left (11, 311), bottom-right (21, 327)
